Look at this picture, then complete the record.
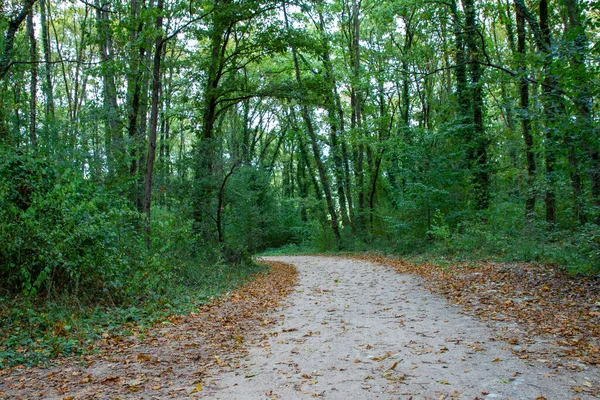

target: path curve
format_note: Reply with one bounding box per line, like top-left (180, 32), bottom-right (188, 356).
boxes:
top-left (203, 256), bottom-right (597, 399)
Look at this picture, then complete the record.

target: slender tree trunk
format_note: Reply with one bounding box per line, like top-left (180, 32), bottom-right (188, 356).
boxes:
top-left (216, 163), bottom-right (238, 243)
top-left (136, 47), bottom-right (152, 210)
top-left (462, 0), bottom-right (489, 211)
top-left (126, 0), bottom-right (148, 210)
top-left (450, 0), bottom-right (468, 119)
top-left (96, 1), bottom-right (122, 177)
top-left (39, 0), bottom-right (55, 131)
top-left (318, 9), bottom-right (350, 227)
top-left (142, 0), bottom-right (164, 243)
top-left (285, 3), bottom-right (341, 248)
top-left (539, 0), bottom-right (559, 225)
top-left (516, 4), bottom-right (536, 217)
top-left (26, 9), bottom-right (38, 151)
top-left (564, 0), bottom-right (596, 224)
top-left (348, 0), bottom-right (365, 231)
top-left (514, 0), bottom-right (561, 224)
top-left (335, 72), bottom-right (353, 222)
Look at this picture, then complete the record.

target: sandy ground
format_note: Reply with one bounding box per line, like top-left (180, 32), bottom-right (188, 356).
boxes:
top-left (203, 256), bottom-right (599, 399)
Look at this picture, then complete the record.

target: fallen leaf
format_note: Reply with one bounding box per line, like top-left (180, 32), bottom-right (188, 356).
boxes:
top-left (190, 383), bottom-right (203, 394)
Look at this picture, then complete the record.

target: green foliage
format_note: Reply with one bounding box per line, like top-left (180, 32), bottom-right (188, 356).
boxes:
top-left (224, 166), bottom-right (307, 254)
top-left (372, 199), bottom-right (600, 275)
top-left (0, 259), bottom-right (267, 368)
top-left (0, 151), bottom-right (146, 299)
top-left (426, 209), bottom-right (452, 245)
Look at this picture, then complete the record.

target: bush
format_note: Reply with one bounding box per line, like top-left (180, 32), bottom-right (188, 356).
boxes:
top-left (0, 152), bottom-right (147, 300)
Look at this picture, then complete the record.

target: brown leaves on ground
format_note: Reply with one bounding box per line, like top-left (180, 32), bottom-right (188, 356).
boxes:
top-left (0, 261), bottom-right (297, 399)
top-left (355, 255), bottom-right (600, 366)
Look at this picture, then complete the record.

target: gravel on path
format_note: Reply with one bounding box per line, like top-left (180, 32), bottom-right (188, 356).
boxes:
top-left (203, 256), bottom-right (598, 400)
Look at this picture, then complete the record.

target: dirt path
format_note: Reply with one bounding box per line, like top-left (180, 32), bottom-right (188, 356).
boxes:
top-left (203, 256), bottom-right (599, 399)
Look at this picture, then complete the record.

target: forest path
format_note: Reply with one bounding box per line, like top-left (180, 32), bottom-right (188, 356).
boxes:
top-left (203, 256), bottom-right (597, 399)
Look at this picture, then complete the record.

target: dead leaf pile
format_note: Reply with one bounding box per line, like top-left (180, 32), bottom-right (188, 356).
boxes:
top-left (354, 254), bottom-right (600, 366)
top-left (0, 261), bottom-right (297, 399)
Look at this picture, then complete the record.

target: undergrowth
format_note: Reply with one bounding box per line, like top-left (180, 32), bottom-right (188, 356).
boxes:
top-left (261, 209), bottom-right (600, 276)
top-left (0, 259), bottom-right (266, 368)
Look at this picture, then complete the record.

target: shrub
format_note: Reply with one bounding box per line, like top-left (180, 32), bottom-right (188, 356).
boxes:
top-left (0, 152), bottom-right (146, 300)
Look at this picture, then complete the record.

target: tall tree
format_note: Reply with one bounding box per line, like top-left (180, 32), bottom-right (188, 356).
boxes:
top-left (284, 2), bottom-right (342, 248)
top-left (142, 0), bottom-right (164, 241)
top-left (96, 0), bottom-right (122, 176)
top-left (515, 2), bottom-right (536, 216)
top-left (462, 0), bottom-right (489, 211)
top-left (26, 8), bottom-right (37, 151)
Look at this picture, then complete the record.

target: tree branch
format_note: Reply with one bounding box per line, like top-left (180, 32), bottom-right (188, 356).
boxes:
top-left (0, 0), bottom-right (38, 79)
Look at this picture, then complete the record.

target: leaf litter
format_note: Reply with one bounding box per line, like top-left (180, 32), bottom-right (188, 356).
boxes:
top-left (0, 261), bottom-right (297, 399)
top-left (354, 253), bottom-right (600, 394)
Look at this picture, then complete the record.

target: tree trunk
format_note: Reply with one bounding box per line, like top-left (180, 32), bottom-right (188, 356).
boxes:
top-left (564, 0), bottom-right (596, 224)
top-left (450, 0), bottom-right (469, 119)
top-left (539, 0), bottom-right (560, 225)
top-left (350, 0), bottom-right (366, 232)
top-left (285, 3), bottom-right (341, 248)
top-left (0, 0), bottom-right (37, 80)
top-left (126, 0), bottom-right (148, 207)
top-left (515, 4), bottom-right (536, 217)
top-left (96, 0), bottom-right (122, 177)
top-left (317, 8), bottom-right (350, 227)
top-left (142, 0), bottom-right (164, 243)
top-left (462, 0), bottom-right (489, 211)
top-left (26, 9), bottom-right (38, 151)
top-left (39, 0), bottom-right (55, 131)
top-left (193, 0), bottom-right (231, 242)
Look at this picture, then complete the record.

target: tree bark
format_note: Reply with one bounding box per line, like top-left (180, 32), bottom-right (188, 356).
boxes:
top-left (142, 0), bottom-right (164, 243)
top-left (462, 0), bottom-right (489, 211)
top-left (0, 0), bottom-right (37, 79)
top-left (26, 9), bottom-right (38, 151)
top-left (317, 8), bottom-right (350, 227)
top-left (96, 0), bottom-right (122, 177)
top-left (285, 3), bottom-right (341, 248)
top-left (515, 4), bottom-right (536, 217)
top-left (564, 0), bottom-right (596, 224)
top-left (39, 0), bottom-right (55, 130)
top-left (126, 0), bottom-right (148, 193)
top-left (539, 0), bottom-right (559, 225)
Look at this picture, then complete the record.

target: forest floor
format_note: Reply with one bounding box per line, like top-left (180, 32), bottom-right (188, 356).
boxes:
top-left (1, 255), bottom-right (599, 399)
top-left (0, 261), bottom-right (297, 400)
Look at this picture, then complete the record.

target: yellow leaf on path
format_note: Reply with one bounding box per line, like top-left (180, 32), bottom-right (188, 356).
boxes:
top-left (190, 383), bottom-right (203, 394)
top-left (388, 361), bottom-right (398, 370)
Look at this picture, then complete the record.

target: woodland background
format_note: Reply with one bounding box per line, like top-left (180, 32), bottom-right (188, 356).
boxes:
top-left (0, 0), bottom-right (599, 366)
